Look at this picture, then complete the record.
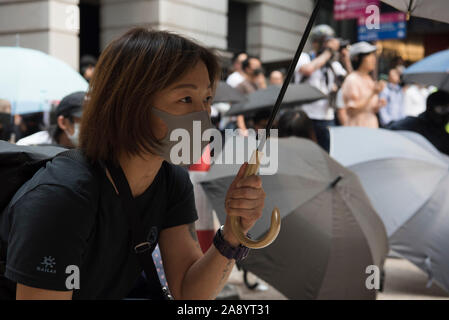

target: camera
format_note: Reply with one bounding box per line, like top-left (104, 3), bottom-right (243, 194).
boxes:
top-left (337, 38), bottom-right (350, 51)
top-left (253, 68), bottom-right (264, 76)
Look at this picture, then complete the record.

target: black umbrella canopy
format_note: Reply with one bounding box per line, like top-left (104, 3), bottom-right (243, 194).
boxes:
top-left (213, 81), bottom-right (247, 104)
top-left (226, 84), bottom-right (326, 117)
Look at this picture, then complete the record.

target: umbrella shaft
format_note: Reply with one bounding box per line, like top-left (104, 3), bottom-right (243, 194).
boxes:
top-left (264, 0), bottom-right (323, 136)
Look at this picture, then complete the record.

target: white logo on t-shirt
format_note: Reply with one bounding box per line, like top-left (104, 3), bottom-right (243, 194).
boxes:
top-left (36, 256), bottom-right (56, 274)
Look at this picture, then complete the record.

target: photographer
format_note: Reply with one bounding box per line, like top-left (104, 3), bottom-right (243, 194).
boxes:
top-left (236, 56), bottom-right (266, 94)
top-left (294, 25), bottom-right (347, 148)
top-left (235, 56), bottom-right (266, 135)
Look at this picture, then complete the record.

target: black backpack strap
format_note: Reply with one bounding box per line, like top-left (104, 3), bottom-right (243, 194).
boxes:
top-left (57, 149), bottom-right (87, 163)
top-left (105, 161), bottom-right (172, 300)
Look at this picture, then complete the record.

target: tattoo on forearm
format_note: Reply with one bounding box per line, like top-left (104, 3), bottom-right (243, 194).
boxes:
top-left (220, 260), bottom-right (233, 283)
top-left (188, 223), bottom-right (201, 250)
top-left (214, 260), bottom-right (234, 297)
top-left (188, 223), bottom-right (198, 241)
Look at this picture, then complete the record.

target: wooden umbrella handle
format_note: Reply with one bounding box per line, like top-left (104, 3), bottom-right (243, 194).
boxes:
top-left (229, 150), bottom-right (281, 249)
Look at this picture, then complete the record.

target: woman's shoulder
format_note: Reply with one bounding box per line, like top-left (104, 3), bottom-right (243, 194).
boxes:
top-left (159, 162), bottom-right (198, 229)
top-left (2, 153), bottom-right (100, 246)
top-left (342, 73), bottom-right (362, 96)
top-left (162, 162), bottom-right (193, 195)
top-left (163, 161), bottom-right (191, 181)
top-left (343, 72), bottom-right (361, 85)
top-left (9, 152), bottom-right (101, 210)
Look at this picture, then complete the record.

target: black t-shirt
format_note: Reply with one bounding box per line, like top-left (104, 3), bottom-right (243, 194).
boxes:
top-left (0, 155), bottom-right (198, 299)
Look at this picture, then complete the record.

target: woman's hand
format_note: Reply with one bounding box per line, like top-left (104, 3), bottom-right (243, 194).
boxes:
top-left (222, 162), bottom-right (266, 247)
top-left (374, 80), bottom-right (386, 95)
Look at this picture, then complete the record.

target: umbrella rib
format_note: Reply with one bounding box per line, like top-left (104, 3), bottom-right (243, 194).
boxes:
top-left (348, 157), bottom-right (448, 169)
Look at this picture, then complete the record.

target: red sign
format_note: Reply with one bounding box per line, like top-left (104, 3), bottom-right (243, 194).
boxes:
top-left (334, 0), bottom-right (380, 20)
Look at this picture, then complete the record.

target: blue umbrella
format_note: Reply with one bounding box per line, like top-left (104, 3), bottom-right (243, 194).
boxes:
top-left (0, 47), bottom-right (88, 115)
top-left (403, 49), bottom-right (449, 92)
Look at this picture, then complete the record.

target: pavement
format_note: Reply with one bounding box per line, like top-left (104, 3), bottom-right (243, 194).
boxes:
top-left (225, 257), bottom-right (449, 300)
top-left (378, 257), bottom-right (448, 300)
top-left (212, 211), bottom-right (448, 300)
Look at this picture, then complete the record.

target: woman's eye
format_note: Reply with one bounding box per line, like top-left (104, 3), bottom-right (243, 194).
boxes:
top-left (204, 96), bottom-right (213, 104)
top-left (180, 97), bottom-right (193, 103)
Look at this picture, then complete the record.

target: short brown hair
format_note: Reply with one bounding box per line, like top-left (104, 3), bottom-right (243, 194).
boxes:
top-left (79, 27), bottom-right (221, 163)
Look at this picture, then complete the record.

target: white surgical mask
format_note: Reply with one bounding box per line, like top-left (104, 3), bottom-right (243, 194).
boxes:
top-left (67, 122), bottom-right (80, 147)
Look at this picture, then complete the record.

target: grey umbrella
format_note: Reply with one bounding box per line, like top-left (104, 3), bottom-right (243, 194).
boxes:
top-left (226, 84), bottom-right (326, 117)
top-left (381, 0), bottom-right (449, 23)
top-left (330, 127), bottom-right (449, 293)
top-left (213, 81), bottom-right (247, 104)
top-left (201, 137), bottom-right (388, 299)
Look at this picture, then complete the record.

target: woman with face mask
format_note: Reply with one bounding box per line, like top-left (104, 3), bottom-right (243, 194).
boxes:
top-left (1, 28), bottom-right (266, 300)
top-left (15, 91), bottom-right (85, 148)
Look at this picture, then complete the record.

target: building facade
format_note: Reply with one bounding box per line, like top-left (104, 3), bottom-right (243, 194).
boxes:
top-left (0, 0), bottom-right (314, 70)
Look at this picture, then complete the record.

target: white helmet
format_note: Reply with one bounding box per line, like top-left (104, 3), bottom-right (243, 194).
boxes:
top-left (311, 24), bottom-right (335, 42)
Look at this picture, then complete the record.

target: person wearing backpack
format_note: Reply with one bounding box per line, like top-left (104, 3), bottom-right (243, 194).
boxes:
top-left (0, 28), bottom-right (265, 300)
top-left (294, 25), bottom-right (347, 149)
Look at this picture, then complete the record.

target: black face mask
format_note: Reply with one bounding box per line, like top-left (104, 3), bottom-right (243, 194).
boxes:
top-left (428, 105), bottom-right (449, 127)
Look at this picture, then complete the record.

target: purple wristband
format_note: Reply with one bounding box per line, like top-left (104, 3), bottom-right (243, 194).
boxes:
top-left (213, 226), bottom-right (250, 261)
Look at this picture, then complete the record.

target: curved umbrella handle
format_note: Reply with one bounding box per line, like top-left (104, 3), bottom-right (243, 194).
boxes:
top-left (230, 150), bottom-right (281, 249)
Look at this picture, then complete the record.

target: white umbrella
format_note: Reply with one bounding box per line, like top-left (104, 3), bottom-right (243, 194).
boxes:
top-left (381, 0), bottom-right (449, 23)
top-left (0, 47), bottom-right (88, 114)
top-left (330, 127), bottom-right (449, 292)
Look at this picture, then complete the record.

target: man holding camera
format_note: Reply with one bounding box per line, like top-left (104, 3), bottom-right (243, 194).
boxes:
top-left (294, 25), bottom-right (348, 148)
top-left (236, 56), bottom-right (267, 95)
top-left (235, 56), bottom-right (267, 134)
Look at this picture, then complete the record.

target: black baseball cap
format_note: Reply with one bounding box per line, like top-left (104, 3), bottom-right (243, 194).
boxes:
top-left (56, 91), bottom-right (86, 118)
top-left (80, 55), bottom-right (97, 68)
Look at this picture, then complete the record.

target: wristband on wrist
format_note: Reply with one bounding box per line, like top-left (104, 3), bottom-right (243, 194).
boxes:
top-left (213, 225), bottom-right (250, 261)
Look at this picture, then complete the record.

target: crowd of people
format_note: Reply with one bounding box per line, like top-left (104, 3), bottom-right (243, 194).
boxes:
top-left (0, 25), bottom-right (449, 159)
top-left (1, 24), bottom-right (448, 157)
top-left (0, 25), bottom-right (448, 301)
top-left (220, 24), bottom-right (449, 156)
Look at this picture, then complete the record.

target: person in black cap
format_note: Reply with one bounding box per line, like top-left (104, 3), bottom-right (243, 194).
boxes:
top-left (16, 91), bottom-right (86, 148)
top-left (80, 55), bottom-right (97, 82)
top-left (388, 90), bottom-right (449, 156)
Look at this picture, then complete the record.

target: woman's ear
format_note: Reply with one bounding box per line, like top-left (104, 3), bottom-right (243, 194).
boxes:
top-left (57, 115), bottom-right (69, 131)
